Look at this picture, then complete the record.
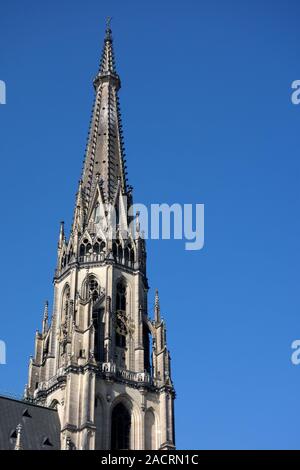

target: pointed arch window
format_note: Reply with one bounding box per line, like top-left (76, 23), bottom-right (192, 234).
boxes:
top-left (112, 240), bottom-right (123, 263)
top-left (111, 403), bottom-right (131, 450)
top-left (79, 238), bottom-right (93, 260)
top-left (93, 242), bottom-right (100, 255)
top-left (79, 244), bottom-right (85, 258)
top-left (61, 285), bottom-right (70, 326)
top-left (93, 238), bottom-right (106, 256)
top-left (130, 246), bottom-right (134, 266)
top-left (124, 247), bottom-right (129, 266)
top-left (115, 282), bottom-right (127, 352)
top-left (116, 282), bottom-right (126, 312)
top-left (124, 244), bottom-right (135, 267)
top-left (118, 243), bottom-right (123, 263)
top-left (84, 275), bottom-right (100, 302)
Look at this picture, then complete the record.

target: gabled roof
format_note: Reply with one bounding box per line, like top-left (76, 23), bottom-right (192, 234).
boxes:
top-left (0, 395), bottom-right (61, 450)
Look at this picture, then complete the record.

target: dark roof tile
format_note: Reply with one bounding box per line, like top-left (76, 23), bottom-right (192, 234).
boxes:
top-left (0, 395), bottom-right (60, 450)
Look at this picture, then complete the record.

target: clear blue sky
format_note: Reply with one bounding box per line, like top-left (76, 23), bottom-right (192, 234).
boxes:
top-left (1, 0), bottom-right (300, 450)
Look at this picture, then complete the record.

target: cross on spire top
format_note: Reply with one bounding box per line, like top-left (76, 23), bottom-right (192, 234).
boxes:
top-left (106, 16), bottom-right (112, 28)
top-left (105, 16), bottom-right (113, 40)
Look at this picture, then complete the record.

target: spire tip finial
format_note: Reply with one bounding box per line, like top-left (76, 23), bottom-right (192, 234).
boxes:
top-left (105, 17), bottom-right (113, 40)
top-left (14, 424), bottom-right (23, 451)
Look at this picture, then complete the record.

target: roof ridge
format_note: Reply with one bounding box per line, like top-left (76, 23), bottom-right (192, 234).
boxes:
top-left (0, 394), bottom-right (58, 411)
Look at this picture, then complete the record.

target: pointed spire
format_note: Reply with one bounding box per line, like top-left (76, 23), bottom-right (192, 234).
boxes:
top-left (58, 221), bottom-right (65, 249)
top-left (81, 21), bottom-right (128, 208)
top-left (42, 300), bottom-right (49, 335)
top-left (72, 180), bottom-right (85, 232)
top-left (154, 289), bottom-right (161, 323)
top-left (14, 424), bottom-right (22, 450)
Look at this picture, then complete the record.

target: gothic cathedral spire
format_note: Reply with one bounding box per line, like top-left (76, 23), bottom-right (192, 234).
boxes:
top-left (25, 23), bottom-right (175, 451)
top-left (81, 21), bottom-right (127, 208)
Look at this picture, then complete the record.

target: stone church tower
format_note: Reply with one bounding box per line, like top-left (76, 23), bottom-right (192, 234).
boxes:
top-left (25, 23), bottom-right (175, 451)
